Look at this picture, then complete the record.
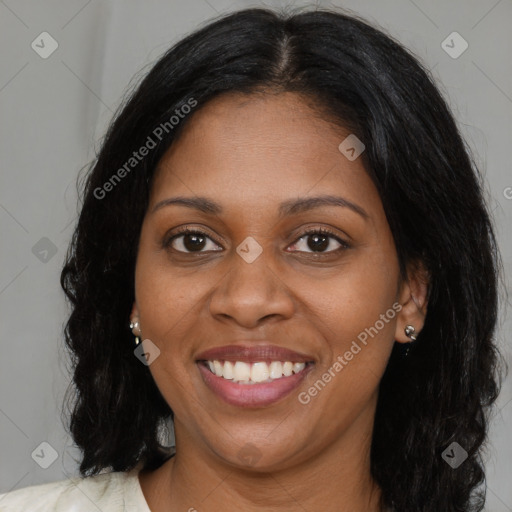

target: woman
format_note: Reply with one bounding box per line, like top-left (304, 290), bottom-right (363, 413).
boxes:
top-left (0, 6), bottom-right (503, 512)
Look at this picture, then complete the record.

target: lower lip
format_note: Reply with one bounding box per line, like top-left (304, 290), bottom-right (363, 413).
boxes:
top-left (197, 362), bottom-right (313, 408)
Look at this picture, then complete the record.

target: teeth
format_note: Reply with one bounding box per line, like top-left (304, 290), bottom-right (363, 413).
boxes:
top-left (251, 362), bottom-right (270, 383)
top-left (213, 360), bottom-right (223, 377)
top-left (233, 361), bottom-right (251, 381)
top-left (269, 361), bottom-right (283, 379)
top-left (223, 360), bottom-right (234, 380)
top-left (206, 360), bottom-right (309, 383)
top-left (293, 362), bottom-right (305, 373)
top-left (283, 361), bottom-right (293, 377)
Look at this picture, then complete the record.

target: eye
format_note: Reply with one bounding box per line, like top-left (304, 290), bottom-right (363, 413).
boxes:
top-left (164, 227), bottom-right (222, 253)
top-left (287, 227), bottom-right (349, 254)
top-left (163, 226), bottom-right (349, 255)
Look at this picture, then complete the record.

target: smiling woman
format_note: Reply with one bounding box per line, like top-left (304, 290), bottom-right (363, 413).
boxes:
top-left (0, 5), bottom-right (503, 512)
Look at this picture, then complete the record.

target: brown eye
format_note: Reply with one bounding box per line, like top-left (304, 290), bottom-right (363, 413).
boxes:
top-left (288, 228), bottom-right (348, 254)
top-left (165, 229), bottom-right (223, 253)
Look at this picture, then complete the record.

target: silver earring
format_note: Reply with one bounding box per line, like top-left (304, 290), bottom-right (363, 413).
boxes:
top-left (403, 325), bottom-right (417, 357)
top-left (129, 320), bottom-right (141, 346)
top-left (404, 325), bottom-right (417, 341)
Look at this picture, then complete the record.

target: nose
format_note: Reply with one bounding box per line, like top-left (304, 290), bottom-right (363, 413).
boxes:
top-left (208, 248), bottom-right (295, 329)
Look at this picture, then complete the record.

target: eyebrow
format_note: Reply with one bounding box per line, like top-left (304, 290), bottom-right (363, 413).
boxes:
top-left (151, 194), bottom-right (369, 220)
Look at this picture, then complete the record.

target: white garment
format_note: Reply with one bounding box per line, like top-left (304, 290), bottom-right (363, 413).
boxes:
top-left (0, 463), bottom-right (397, 511)
top-left (0, 462), bottom-right (150, 511)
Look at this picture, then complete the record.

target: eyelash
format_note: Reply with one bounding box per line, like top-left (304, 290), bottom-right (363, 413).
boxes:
top-left (163, 226), bottom-right (350, 256)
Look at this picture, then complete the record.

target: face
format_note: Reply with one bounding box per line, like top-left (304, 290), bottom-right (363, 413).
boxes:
top-left (132, 91), bottom-right (426, 472)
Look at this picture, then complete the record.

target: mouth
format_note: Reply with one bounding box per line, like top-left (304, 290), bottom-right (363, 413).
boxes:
top-left (200, 359), bottom-right (311, 384)
top-left (195, 344), bottom-right (315, 407)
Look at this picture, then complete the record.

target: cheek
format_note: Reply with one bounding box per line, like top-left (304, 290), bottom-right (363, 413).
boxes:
top-left (294, 253), bottom-right (399, 427)
top-left (134, 237), bottom-right (229, 380)
top-left (295, 250), bottom-right (399, 429)
top-left (136, 265), bottom-right (211, 350)
top-left (134, 251), bottom-right (214, 415)
top-left (296, 251), bottom-right (399, 353)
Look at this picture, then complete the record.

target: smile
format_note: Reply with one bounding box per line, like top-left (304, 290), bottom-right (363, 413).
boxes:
top-left (195, 344), bottom-right (315, 407)
top-left (204, 360), bottom-right (308, 384)
top-left (197, 361), bottom-right (315, 407)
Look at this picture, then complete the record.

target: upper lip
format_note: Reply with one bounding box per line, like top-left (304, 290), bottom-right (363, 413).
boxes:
top-left (195, 344), bottom-right (315, 364)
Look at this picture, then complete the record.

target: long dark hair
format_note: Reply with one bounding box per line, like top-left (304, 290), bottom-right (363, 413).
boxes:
top-left (60, 6), bottom-right (503, 511)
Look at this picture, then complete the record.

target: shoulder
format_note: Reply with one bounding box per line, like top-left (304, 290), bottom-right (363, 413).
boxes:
top-left (0, 463), bottom-right (148, 512)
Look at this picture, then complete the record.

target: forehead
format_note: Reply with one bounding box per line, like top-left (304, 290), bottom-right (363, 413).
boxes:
top-left (149, 91), bottom-right (379, 218)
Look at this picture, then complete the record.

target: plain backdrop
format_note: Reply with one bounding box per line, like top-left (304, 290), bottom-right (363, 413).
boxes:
top-left (1, 0), bottom-right (511, 510)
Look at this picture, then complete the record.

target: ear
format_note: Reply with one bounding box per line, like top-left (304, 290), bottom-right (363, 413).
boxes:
top-left (130, 302), bottom-right (139, 320)
top-left (394, 260), bottom-right (429, 343)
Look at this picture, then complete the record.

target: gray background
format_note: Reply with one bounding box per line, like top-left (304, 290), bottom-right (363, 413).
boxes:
top-left (0, 0), bottom-right (511, 510)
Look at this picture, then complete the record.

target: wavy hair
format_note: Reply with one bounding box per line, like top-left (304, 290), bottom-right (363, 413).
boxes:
top-left (60, 7), bottom-right (504, 511)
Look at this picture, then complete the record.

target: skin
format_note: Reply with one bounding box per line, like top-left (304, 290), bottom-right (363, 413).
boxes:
top-left (131, 91), bottom-right (428, 512)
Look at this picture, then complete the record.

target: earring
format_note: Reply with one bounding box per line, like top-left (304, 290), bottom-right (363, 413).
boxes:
top-left (404, 325), bottom-right (417, 341)
top-left (129, 319), bottom-right (141, 346)
top-left (403, 325), bottom-right (417, 357)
